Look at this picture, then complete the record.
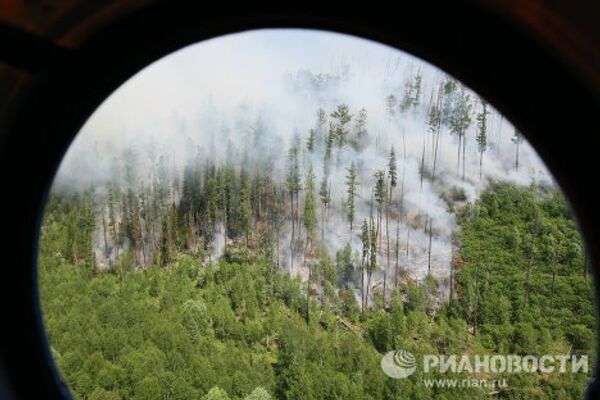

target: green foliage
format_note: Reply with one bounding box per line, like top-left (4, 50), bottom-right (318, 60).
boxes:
top-left (303, 165), bottom-right (317, 241)
top-left (374, 170), bottom-right (386, 209)
top-left (41, 251), bottom-right (387, 399)
top-left (475, 101), bottom-right (488, 155)
top-left (330, 104), bottom-right (352, 147)
top-left (40, 182), bottom-right (595, 400)
top-left (455, 183), bottom-right (595, 397)
top-left (345, 162), bottom-right (358, 230)
top-left (449, 87), bottom-right (472, 138)
top-left (244, 387), bottom-right (272, 400)
top-left (203, 386), bottom-right (230, 400)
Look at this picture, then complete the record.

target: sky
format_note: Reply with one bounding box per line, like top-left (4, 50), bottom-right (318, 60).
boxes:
top-left (64, 28), bottom-right (550, 190)
top-left (77, 29), bottom-right (421, 145)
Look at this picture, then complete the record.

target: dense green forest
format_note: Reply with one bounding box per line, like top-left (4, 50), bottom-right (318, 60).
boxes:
top-left (39, 183), bottom-right (595, 399)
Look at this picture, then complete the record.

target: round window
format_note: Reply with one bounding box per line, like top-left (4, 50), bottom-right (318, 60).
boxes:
top-left (38, 29), bottom-right (596, 400)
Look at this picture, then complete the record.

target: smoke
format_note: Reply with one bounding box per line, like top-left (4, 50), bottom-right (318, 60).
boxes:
top-left (211, 222), bottom-right (226, 262)
top-left (52, 29), bottom-right (553, 298)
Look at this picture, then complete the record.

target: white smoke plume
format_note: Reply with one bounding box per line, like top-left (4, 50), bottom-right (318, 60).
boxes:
top-left (52, 29), bottom-right (553, 300)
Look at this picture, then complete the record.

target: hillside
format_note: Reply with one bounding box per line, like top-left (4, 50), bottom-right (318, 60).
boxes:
top-left (39, 183), bottom-right (595, 399)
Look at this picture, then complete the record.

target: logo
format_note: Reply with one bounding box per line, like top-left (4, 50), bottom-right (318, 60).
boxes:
top-left (380, 350), bottom-right (589, 387)
top-left (381, 350), bottom-right (417, 379)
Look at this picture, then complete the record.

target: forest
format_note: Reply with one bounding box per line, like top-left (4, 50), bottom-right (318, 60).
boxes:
top-left (39, 183), bottom-right (595, 399)
top-left (39, 30), bottom-right (595, 399)
top-left (52, 72), bottom-right (535, 310)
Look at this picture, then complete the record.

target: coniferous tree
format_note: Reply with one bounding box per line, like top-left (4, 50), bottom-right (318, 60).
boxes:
top-left (373, 170), bottom-right (386, 303)
top-left (449, 86), bottom-right (473, 180)
top-left (317, 107), bottom-right (326, 127)
top-left (367, 216), bottom-right (378, 309)
top-left (128, 189), bottom-right (143, 266)
top-left (100, 204), bottom-right (108, 260)
top-left (286, 146), bottom-right (301, 271)
top-left (360, 218), bottom-right (370, 312)
top-left (353, 107), bottom-right (368, 150)
top-left (77, 193), bottom-right (96, 268)
top-left (239, 169), bottom-right (252, 246)
top-left (428, 86), bottom-right (443, 182)
top-left (223, 165), bottom-right (236, 238)
top-left (251, 171), bottom-right (265, 222)
top-left (400, 78), bottom-right (414, 112)
top-left (306, 129), bottom-right (316, 153)
top-left (180, 164), bottom-right (198, 245)
top-left (107, 184), bottom-right (120, 258)
top-left (442, 77), bottom-right (458, 125)
top-left (412, 72), bottom-right (422, 108)
top-left (330, 104), bottom-right (352, 148)
top-left (373, 170), bottom-right (386, 246)
top-left (386, 146), bottom-right (397, 294)
top-left (159, 213), bottom-right (171, 266)
top-left (355, 108), bottom-right (367, 137)
top-left (345, 162), bottom-right (359, 232)
top-left (324, 125), bottom-right (335, 166)
top-left (385, 95), bottom-right (397, 118)
top-left (512, 129), bottom-right (524, 171)
top-left (476, 100), bottom-right (489, 180)
top-left (315, 107), bottom-right (327, 150)
top-left (303, 165), bottom-right (317, 249)
top-left (388, 146), bottom-right (398, 195)
top-left (319, 167), bottom-right (331, 247)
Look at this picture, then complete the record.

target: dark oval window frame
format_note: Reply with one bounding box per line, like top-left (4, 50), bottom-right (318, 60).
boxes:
top-left (0, 2), bottom-right (598, 399)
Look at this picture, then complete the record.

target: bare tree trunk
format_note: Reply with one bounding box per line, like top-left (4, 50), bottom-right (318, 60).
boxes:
top-left (427, 217), bottom-right (433, 274)
top-left (405, 229), bottom-right (411, 275)
top-left (400, 131), bottom-right (407, 222)
top-left (378, 207), bottom-right (382, 251)
top-left (290, 193), bottom-right (295, 274)
top-left (140, 216), bottom-right (147, 267)
top-left (449, 247), bottom-right (454, 302)
top-left (276, 223), bottom-right (280, 270)
top-left (258, 186), bottom-right (263, 221)
top-left (462, 132), bottom-right (466, 181)
top-left (386, 181), bottom-right (392, 304)
top-left (457, 135), bottom-right (462, 177)
top-left (102, 205), bottom-right (109, 259)
top-left (479, 151), bottom-right (483, 180)
top-left (324, 203), bottom-right (328, 245)
top-left (361, 256), bottom-right (365, 313)
top-left (395, 213), bottom-right (400, 288)
top-left (432, 87), bottom-right (443, 184)
top-left (383, 272), bottom-right (387, 308)
top-left (296, 191), bottom-right (302, 254)
top-left (432, 128), bottom-right (441, 183)
top-left (366, 271), bottom-right (372, 309)
top-left (420, 140), bottom-right (426, 190)
top-left (367, 197), bottom-right (374, 310)
top-left (515, 139), bottom-right (520, 171)
top-left (321, 205), bottom-right (325, 246)
top-left (145, 190), bottom-right (154, 261)
top-left (497, 116), bottom-right (504, 156)
top-left (306, 257), bottom-right (311, 323)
